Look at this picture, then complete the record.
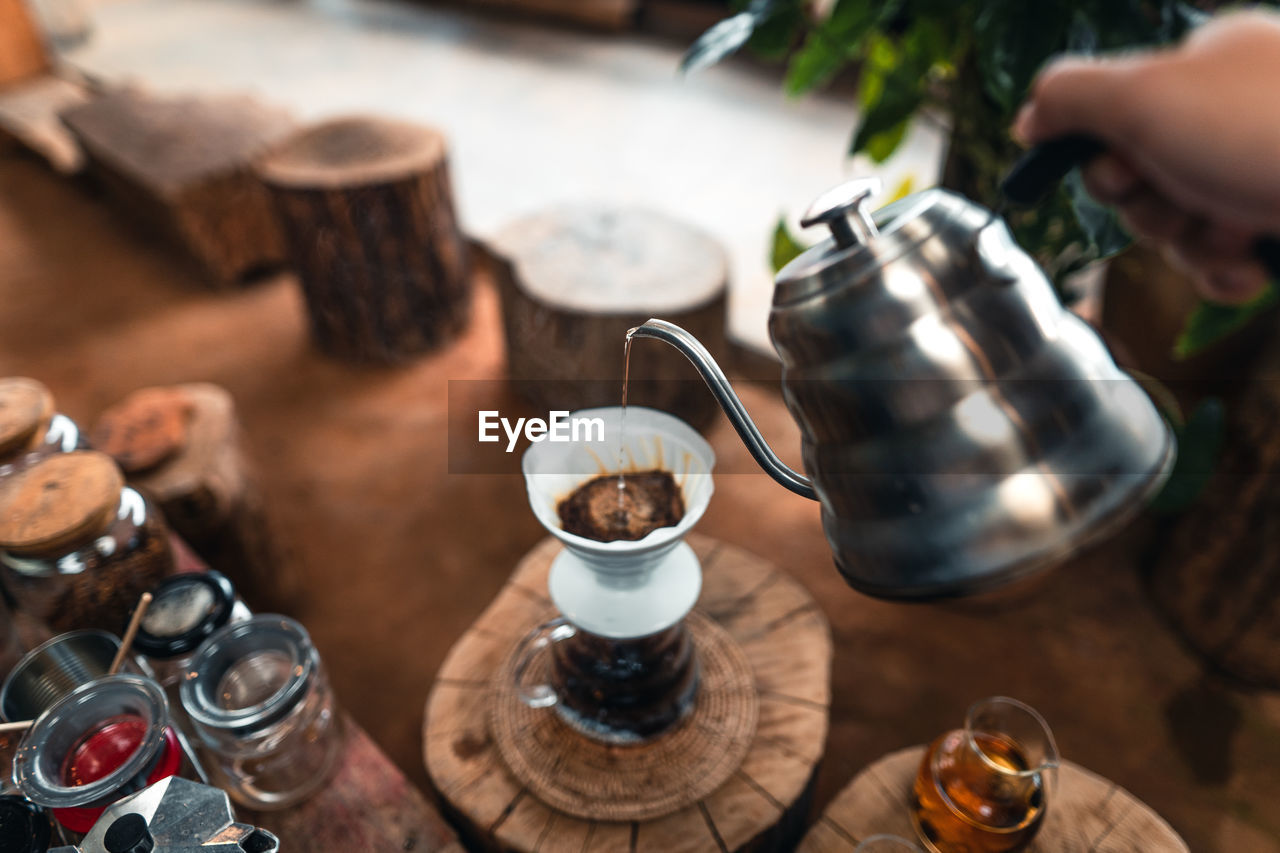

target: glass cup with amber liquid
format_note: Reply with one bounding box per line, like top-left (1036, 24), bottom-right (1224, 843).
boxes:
top-left (911, 697), bottom-right (1058, 853)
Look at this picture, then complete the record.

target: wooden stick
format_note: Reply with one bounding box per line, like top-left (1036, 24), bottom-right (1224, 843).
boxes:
top-left (109, 592), bottom-right (153, 675)
top-left (0, 719), bottom-right (33, 734)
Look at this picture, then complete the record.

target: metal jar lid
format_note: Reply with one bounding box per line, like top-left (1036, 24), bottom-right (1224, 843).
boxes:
top-left (132, 571), bottom-right (238, 660)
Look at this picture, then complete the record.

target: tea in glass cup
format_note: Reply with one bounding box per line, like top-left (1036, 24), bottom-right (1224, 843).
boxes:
top-left (911, 697), bottom-right (1058, 853)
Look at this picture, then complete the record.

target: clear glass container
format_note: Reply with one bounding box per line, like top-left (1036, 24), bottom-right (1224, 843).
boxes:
top-left (0, 454), bottom-right (175, 635)
top-left (911, 697), bottom-right (1059, 853)
top-left (13, 675), bottom-right (183, 834)
top-left (132, 571), bottom-right (250, 690)
top-left (180, 615), bottom-right (343, 810)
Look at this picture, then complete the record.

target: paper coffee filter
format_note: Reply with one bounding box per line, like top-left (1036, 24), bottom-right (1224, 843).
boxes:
top-left (522, 406), bottom-right (715, 553)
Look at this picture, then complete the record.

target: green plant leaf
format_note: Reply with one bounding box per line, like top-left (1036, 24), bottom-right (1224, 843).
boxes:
top-left (1149, 397), bottom-right (1225, 514)
top-left (747, 2), bottom-right (805, 59)
top-left (681, 0), bottom-right (793, 74)
top-left (849, 22), bottom-right (942, 159)
top-left (785, 33), bottom-right (848, 95)
top-left (1173, 285), bottom-right (1279, 360)
top-left (862, 118), bottom-right (910, 163)
top-left (784, 0), bottom-right (889, 95)
top-left (771, 217), bottom-right (807, 272)
top-left (1063, 169), bottom-right (1130, 259)
top-left (974, 0), bottom-right (1071, 112)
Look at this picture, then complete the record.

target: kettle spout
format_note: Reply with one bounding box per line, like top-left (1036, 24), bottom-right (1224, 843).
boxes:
top-left (628, 319), bottom-right (817, 500)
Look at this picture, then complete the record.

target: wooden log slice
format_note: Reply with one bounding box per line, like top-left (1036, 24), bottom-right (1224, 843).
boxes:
top-left (59, 89), bottom-right (294, 285)
top-left (1145, 327), bottom-right (1280, 687)
top-left (489, 205), bottom-right (728, 430)
top-left (424, 534), bottom-right (832, 853)
top-left (256, 116), bottom-right (472, 363)
top-left (91, 383), bottom-right (297, 613)
top-left (797, 746), bottom-right (1188, 853)
top-left (490, 610), bottom-right (758, 821)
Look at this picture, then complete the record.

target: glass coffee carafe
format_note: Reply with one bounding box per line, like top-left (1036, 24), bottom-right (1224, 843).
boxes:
top-left (911, 697), bottom-right (1058, 853)
top-left (517, 406), bottom-right (714, 744)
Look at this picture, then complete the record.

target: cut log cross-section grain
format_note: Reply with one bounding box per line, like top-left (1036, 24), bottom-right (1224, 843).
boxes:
top-left (796, 746), bottom-right (1188, 853)
top-left (424, 534), bottom-right (832, 853)
top-left (256, 117), bottom-right (471, 364)
top-left (489, 205), bottom-right (728, 430)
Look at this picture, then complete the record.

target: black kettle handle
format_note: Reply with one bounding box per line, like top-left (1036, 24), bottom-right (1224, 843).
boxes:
top-left (1001, 133), bottom-right (1280, 281)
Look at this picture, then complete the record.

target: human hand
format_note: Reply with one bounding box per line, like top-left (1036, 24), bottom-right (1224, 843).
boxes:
top-left (1014, 10), bottom-right (1280, 304)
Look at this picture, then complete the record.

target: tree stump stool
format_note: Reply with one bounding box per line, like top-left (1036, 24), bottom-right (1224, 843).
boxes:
top-left (59, 89), bottom-right (294, 285)
top-left (256, 117), bottom-right (471, 363)
top-left (424, 534), bottom-right (831, 853)
top-left (489, 206), bottom-right (728, 430)
top-left (90, 383), bottom-right (297, 613)
top-left (797, 746), bottom-right (1188, 853)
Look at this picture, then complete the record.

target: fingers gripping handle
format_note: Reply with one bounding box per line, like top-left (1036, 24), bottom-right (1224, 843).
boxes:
top-left (1001, 133), bottom-right (1280, 281)
top-left (1000, 134), bottom-right (1106, 206)
top-left (512, 617), bottom-right (576, 708)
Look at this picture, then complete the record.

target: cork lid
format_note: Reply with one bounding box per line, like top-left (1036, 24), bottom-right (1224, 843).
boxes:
top-left (90, 387), bottom-right (194, 474)
top-left (0, 451), bottom-right (124, 554)
top-left (0, 378), bottom-right (54, 457)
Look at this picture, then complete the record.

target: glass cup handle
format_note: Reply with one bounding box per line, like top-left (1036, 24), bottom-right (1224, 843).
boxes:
top-left (511, 617), bottom-right (576, 709)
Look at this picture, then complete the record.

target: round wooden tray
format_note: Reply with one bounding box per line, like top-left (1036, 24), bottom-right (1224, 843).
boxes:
top-left (797, 746), bottom-right (1189, 853)
top-left (424, 534), bottom-right (833, 853)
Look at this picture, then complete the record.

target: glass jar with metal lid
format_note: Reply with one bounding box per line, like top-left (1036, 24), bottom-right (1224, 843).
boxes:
top-left (180, 615), bottom-right (343, 810)
top-left (130, 571), bottom-right (250, 689)
top-left (0, 452), bottom-right (175, 634)
top-left (0, 378), bottom-right (85, 482)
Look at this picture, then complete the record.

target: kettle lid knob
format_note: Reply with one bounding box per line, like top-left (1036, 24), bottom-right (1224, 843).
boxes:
top-left (800, 177), bottom-right (882, 249)
top-left (104, 813), bottom-right (154, 853)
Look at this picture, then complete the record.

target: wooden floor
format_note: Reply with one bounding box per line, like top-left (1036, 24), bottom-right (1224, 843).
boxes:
top-left (1, 157), bottom-right (1278, 851)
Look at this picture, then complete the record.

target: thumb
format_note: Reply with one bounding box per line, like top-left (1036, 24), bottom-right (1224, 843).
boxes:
top-left (1014, 55), bottom-right (1145, 146)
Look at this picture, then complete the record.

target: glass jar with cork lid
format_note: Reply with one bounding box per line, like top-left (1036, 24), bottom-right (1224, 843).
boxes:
top-left (0, 378), bottom-right (85, 481)
top-left (0, 451), bottom-right (175, 634)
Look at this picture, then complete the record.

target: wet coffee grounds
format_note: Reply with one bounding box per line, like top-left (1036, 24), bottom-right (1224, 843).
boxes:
top-left (557, 470), bottom-right (684, 542)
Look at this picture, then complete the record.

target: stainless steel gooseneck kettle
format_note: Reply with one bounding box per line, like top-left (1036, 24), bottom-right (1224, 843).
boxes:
top-left (632, 167), bottom-right (1175, 600)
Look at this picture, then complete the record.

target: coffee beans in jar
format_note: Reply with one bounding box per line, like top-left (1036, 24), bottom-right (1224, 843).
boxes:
top-left (0, 452), bottom-right (175, 634)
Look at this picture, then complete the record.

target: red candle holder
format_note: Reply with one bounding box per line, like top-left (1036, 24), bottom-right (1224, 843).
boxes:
top-left (13, 675), bottom-right (182, 833)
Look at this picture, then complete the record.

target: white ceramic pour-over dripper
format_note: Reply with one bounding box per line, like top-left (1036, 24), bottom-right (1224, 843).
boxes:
top-left (522, 406), bottom-right (715, 639)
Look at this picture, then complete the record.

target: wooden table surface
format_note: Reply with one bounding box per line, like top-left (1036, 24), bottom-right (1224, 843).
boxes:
top-left (3, 137), bottom-right (1280, 850)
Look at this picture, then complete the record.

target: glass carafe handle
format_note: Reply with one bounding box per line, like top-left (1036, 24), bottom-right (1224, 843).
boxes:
top-left (511, 618), bottom-right (576, 708)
